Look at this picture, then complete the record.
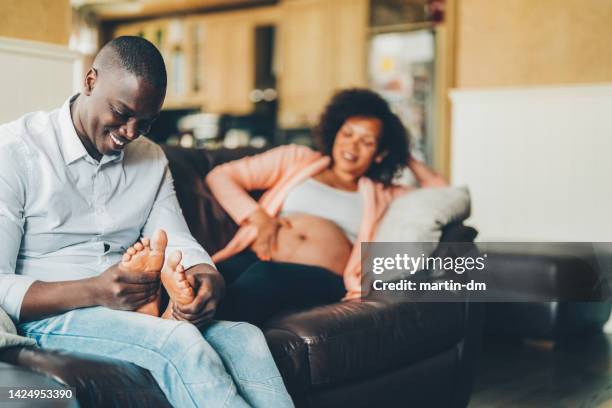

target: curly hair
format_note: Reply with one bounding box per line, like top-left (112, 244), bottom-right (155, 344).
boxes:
top-left (314, 88), bottom-right (409, 186)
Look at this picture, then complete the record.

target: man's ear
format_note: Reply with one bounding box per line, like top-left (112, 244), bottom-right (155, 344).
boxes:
top-left (83, 67), bottom-right (97, 95)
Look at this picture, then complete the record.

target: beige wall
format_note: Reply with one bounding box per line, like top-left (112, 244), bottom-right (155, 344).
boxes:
top-left (0, 0), bottom-right (71, 45)
top-left (456, 0), bottom-right (612, 88)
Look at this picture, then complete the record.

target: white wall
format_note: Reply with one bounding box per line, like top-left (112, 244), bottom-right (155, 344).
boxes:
top-left (450, 84), bottom-right (612, 241)
top-left (0, 36), bottom-right (78, 124)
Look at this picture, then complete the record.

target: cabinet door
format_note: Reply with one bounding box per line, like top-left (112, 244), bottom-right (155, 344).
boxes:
top-left (278, 0), bottom-right (367, 128)
top-left (201, 15), bottom-right (254, 115)
top-left (113, 22), bottom-right (145, 38)
top-left (331, 0), bottom-right (368, 89)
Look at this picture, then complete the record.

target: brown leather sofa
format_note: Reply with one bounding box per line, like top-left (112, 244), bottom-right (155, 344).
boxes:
top-left (0, 146), bottom-right (483, 408)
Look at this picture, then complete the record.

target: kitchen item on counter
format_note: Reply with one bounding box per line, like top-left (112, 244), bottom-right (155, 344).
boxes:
top-left (177, 113), bottom-right (221, 142)
top-left (223, 129), bottom-right (251, 149)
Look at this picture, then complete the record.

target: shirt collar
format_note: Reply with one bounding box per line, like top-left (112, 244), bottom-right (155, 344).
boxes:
top-left (58, 94), bottom-right (125, 166)
top-left (58, 95), bottom-right (88, 165)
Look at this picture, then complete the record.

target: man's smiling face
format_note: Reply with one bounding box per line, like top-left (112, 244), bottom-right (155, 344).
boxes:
top-left (80, 67), bottom-right (165, 160)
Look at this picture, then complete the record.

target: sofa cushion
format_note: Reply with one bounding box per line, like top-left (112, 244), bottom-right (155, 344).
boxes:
top-left (0, 307), bottom-right (36, 349)
top-left (263, 299), bottom-right (465, 392)
top-left (375, 186), bottom-right (471, 243)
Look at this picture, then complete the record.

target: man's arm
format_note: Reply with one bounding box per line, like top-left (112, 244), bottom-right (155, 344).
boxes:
top-left (19, 266), bottom-right (161, 323)
top-left (143, 163), bottom-right (215, 272)
top-left (142, 157), bottom-right (223, 325)
top-left (0, 139), bottom-right (37, 322)
top-left (19, 280), bottom-right (98, 322)
top-left (0, 141), bottom-right (159, 324)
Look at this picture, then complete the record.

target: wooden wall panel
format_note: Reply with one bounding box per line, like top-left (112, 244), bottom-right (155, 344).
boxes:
top-left (0, 0), bottom-right (71, 45)
top-left (456, 0), bottom-right (612, 88)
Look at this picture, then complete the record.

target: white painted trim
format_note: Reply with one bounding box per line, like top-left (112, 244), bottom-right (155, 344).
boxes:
top-left (450, 82), bottom-right (612, 101)
top-left (0, 36), bottom-right (80, 61)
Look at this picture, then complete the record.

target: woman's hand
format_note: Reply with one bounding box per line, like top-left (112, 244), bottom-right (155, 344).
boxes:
top-left (407, 158), bottom-right (448, 188)
top-left (246, 208), bottom-right (290, 260)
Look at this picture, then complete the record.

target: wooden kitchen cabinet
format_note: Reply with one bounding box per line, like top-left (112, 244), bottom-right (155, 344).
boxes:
top-left (108, 0), bottom-right (366, 121)
top-left (199, 6), bottom-right (279, 115)
top-left (111, 6), bottom-right (278, 114)
top-left (199, 14), bottom-right (254, 115)
top-left (278, 0), bottom-right (368, 128)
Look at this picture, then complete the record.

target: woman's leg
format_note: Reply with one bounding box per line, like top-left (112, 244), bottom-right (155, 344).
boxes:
top-left (216, 249), bottom-right (260, 285)
top-left (18, 307), bottom-right (290, 408)
top-left (216, 261), bottom-right (346, 325)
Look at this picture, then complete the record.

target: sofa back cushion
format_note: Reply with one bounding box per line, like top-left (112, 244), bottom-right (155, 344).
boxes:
top-left (375, 186), bottom-right (471, 243)
top-left (161, 145), bottom-right (264, 254)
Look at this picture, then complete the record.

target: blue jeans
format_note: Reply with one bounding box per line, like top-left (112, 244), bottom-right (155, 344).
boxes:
top-left (19, 307), bottom-right (294, 408)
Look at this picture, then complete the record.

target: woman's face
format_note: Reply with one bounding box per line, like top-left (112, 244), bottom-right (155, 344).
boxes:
top-left (331, 116), bottom-right (383, 178)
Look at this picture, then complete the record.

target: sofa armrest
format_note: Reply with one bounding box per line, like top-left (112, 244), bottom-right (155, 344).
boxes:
top-left (263, 299), bottom-right (466, 390)
top-left (0, 359), bottom-right (78, 408)
top-left (0, 346), bottom-right (171, 408)
top-left (440, 222), bottom-right (478, 243)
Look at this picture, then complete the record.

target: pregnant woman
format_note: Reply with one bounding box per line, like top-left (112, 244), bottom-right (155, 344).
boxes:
top-left (206, 89), bottom-right (447, 324)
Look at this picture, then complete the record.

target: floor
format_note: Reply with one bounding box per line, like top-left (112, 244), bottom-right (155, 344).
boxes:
top-left (469, 333), bottom-right (612, 408)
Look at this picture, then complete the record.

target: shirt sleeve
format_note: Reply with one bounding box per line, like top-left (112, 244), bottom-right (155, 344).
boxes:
top-left (142, 157), bottom-right (214, 270)
top-left (0, 139), bottom-right (36, 323)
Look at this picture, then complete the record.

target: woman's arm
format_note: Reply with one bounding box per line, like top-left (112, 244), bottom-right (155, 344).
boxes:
top-left (407, 158), bottom-right (448, 188)
top-left (205, 144), bottom-right (319, 224)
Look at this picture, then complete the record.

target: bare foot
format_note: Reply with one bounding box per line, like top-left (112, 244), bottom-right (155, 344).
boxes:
top-left (119, 229), bottom-right (167, 316)
top-left (161, 251), bottom-right (195, 319)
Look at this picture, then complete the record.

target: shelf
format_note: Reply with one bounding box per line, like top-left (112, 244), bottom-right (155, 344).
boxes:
top-left (162, 96), bottom-right (203, 111)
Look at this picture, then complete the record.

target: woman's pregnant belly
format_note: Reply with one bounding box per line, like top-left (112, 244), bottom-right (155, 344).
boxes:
top-left (268, 213), bottom-right (353, 275)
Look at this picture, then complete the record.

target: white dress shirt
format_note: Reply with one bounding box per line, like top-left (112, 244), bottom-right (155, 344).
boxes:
top-left (0, 96), bottom-right (213, 322)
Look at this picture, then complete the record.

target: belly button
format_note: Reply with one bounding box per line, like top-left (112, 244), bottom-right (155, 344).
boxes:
top-left (298, 233), bottom-right (307, 241)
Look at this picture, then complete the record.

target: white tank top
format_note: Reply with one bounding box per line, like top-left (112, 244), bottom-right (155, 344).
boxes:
top-left (280, 178), bottom-right (363, 242)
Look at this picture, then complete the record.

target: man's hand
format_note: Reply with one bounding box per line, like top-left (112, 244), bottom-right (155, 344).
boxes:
top-left (93, 263), bottom-right (160, 311)
top-left (170, 264), bottom-right (224, 328)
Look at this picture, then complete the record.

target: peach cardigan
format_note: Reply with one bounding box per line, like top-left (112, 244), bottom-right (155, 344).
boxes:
top-left (205, 144), bottom-right (408, 299)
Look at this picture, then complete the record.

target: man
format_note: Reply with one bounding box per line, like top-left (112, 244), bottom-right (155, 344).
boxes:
top-left (0, 36), bottom-right (293, 408)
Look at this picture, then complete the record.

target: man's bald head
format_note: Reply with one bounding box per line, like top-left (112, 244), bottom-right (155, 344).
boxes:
top-left (73, 36), bottom-right (167, 161)
top-left (93, 36), bottom-right (167, 90)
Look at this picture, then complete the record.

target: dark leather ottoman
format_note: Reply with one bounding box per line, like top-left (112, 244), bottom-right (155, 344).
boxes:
top-left (479, 243), bottom-right (611, 340)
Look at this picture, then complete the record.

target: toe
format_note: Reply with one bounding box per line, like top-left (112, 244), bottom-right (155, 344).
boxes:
top-left (127, 247), bottom-right (136, 255)
top-left (122, 253), bottom-right (131, 262)
top-left (151, 229), bottom-right (168, 253)
top-left (134, 242), bottom-right (144, 251)
top-left (141, 237), bottom-right (150, 248)
top-left (166, 250), bottom-right (183, 270)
